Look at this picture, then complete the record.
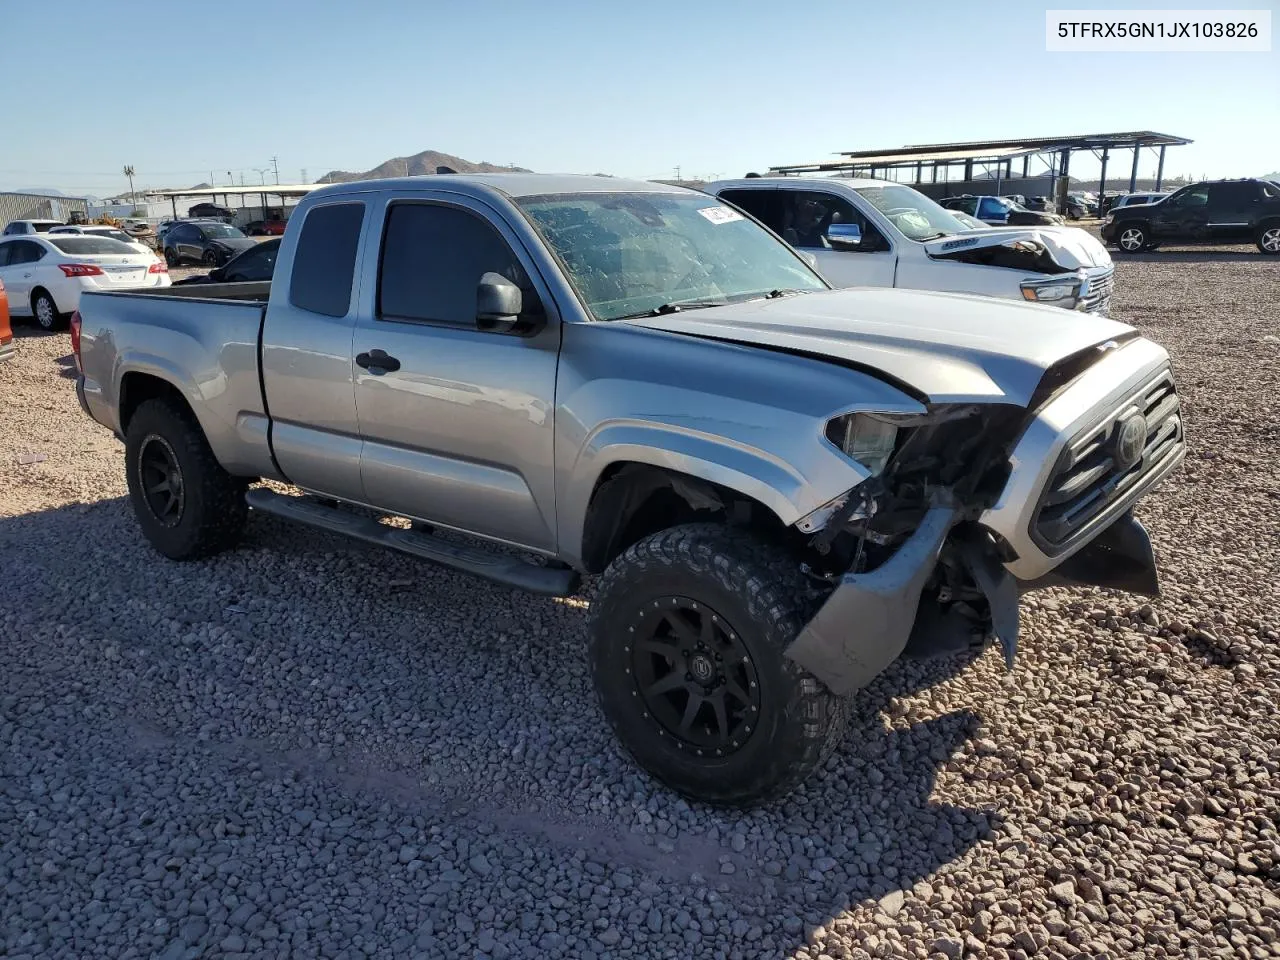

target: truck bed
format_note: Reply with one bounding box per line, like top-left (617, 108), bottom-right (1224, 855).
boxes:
top-left (119, 280), bottom-right (271, 302)
top-left (76, 286), bottom-right (275, 478)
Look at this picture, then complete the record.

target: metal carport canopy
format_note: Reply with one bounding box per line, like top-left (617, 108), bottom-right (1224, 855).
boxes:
top-left (150, 183), bottom-right (321, 220)
top-left (770, 131), bottom-right (1192, 175)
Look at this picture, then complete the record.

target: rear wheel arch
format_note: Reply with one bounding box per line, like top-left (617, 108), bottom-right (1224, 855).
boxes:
top-left (119, 372), bottom-right (197, 437)
top-left (1256, 218), bottom-right (1280, 255)
top-left (579, 462), bottom-right (791, 574)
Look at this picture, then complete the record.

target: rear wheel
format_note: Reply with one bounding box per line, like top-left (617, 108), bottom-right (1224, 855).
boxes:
top-left (588, 524), bottom-right (848, 806)
top-left (1258, 224), bottom-right (1280, 255)
top-left (1116, 224), bottom-right (1149, 253)
top-left (31, 290), bottom-right (64, 331)
top-left (124, 398), bottom-right (248, 560)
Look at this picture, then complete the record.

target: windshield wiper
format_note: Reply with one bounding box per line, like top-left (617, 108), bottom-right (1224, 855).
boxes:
top-left (608, 298), bottom-right (728, 321)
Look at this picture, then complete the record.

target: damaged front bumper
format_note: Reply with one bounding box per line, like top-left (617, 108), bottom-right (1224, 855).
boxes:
top-left (786, 505), bottom-right (957, 697)
top-left (785, 507), bottom-right (1161, 698)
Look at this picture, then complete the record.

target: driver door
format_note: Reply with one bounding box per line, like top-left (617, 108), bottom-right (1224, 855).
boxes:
top-left (1151, 185), bottom-right (1210, 242)
top-left (777, 188), bottom-right (896, 288)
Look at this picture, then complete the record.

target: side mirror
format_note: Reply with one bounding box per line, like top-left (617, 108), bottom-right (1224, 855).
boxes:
top-left (476, 272), bottom-right (538, 334)
top-left (825, 221), bottom-right (862, 249)
top-left (209, 267), bottom-right (225, 282)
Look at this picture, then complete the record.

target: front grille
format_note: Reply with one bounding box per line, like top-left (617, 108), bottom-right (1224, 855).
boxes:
top-left (1033, 368), bottom-right (1183, 549)
top-left (1078, 269), bottom-right (1114, 313)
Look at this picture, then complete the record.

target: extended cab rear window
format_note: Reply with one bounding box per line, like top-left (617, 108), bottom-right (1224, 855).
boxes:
top-left (289, 203), bottom-right (365, 317)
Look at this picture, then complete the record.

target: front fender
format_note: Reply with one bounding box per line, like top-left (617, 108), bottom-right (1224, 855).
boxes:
top-left (557, 416), bottom-right (867, 570)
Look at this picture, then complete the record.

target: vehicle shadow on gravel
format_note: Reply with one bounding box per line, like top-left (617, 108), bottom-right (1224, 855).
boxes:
top-left (1, 498), bottom-right (1002, 956)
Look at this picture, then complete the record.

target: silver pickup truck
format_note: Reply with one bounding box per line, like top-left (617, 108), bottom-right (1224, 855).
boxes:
top-left (74, 175), bottom-right (1185, 805)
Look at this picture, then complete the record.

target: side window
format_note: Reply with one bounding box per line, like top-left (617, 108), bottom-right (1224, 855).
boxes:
top-left (779, 190), bottom-right (887, 252)
top-left (1169, 185), bottom-right (1209, 208)
top-left (377, 203), bottom-right (533, 326)
top-left (228, 243), bottom-right (278, 281)
top-left (1208, 182), bottom-right (1258, 211)
top-left (11, 241), bottom-right (44, 264)
top-left (289, 202), bottom-right (365, 318)
top-left (717, 189), bottom-right (782, 233)
top-left (0, 243), bottom-right (12, 266)
top-left (977, 197), bottom-right (1007, 220)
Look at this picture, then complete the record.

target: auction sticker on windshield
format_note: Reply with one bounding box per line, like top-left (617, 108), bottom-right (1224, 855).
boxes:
top-left (697, 206), bottom-right (745, 225)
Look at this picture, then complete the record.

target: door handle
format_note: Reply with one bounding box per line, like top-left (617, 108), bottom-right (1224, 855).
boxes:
top-left (355, 349), bottom-right (401, 374)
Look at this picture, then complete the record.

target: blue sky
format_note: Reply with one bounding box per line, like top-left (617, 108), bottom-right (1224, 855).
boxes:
top-left (3, 0), bottom-right (1276, 196)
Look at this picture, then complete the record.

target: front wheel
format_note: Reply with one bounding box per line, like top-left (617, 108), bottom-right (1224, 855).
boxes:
top-left (1116, 224), bottom-right (1149, 253)
top-left (164, 247), bottom-right (180, 267)
top-left (124, 398), bottom-right (248, 560)
top-left (202, 249), bottom-right (220, 267)
top-left (1257, 224), bottom-right (1280, 255)
top-left (588, 524), bottom-right (848, 806)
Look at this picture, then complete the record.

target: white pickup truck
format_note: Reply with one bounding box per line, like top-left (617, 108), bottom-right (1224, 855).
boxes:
top-left (706, 177), bottom-right (1115, 315)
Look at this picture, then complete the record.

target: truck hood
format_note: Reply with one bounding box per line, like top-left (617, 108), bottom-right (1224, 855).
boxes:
top-left (924, 225), bottom-right (1112, 271)
top-left (625, 288), bottom-right (1135, 406)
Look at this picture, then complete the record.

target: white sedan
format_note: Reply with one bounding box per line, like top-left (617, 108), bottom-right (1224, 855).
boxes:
top-left (49, 224), bottom-right (157, 258)
top-left (0, 234), bottom-right (170, 331)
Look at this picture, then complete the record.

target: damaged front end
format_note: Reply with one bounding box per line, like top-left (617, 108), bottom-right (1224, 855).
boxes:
top-left (785, 401), bottom-right (1160, 697)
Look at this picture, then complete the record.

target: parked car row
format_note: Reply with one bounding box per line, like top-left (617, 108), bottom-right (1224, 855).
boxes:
top-left (0, 234), bottom-right (169, 330)
top-left (1101, 178), bottom-right (1280, 254)
top-left (706, 177), bottom-right (1115, 314)
top-left (939, 195), bottom-right (1066, 227)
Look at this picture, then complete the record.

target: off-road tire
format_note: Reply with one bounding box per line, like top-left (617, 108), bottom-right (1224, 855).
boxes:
top-left (588, 523), bottom-right (848, 806)
top-left (124, 398), bottom-right (248, 560)
top-left (32, 289), bottom-right (64, 331)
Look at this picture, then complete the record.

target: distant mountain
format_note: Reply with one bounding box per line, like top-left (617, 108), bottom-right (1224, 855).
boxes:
top-left (1264, 171), bottom-right (1280, 181)
top-left (13, 187), bottom-right (67, 196)
top-left (318, 150), bottom-right (530, 184)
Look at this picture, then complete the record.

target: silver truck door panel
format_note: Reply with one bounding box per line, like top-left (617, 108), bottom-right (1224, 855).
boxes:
top-left (260, 200), bottom-right (369, 500)
top-left (350, 193), bottom-right (560, 552)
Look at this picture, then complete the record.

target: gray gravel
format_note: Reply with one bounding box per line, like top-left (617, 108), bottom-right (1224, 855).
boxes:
top-left (2, 249), bottom-right (1278, 959)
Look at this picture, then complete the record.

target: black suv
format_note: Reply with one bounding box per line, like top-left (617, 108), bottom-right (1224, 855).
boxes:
top-left (1102, 178), bottom-right (1280, 255)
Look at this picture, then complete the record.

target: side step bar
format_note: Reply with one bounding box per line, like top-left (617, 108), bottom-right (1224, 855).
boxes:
top-left (245, 489), bottom-right (580, 597)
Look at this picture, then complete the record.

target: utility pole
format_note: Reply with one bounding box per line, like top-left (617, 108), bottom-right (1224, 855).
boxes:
top-left (123, 165), bottom-right (135, 201)
top-left (271, 156), bottom-right (280, 184)
top-left (300, 168), bottom-right (308, 184)
top-left (254, 168), bottom-right (269, 186)
top-left (239, 173), bottom-right (245, 187)
top-left (674, 165), bottom-right (681, 182)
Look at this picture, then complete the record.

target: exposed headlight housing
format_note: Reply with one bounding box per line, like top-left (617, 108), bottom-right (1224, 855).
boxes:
top-left (1020, 278), bottom-right (1081, 304)
top-left (825, 413), bottom-right (900, 475)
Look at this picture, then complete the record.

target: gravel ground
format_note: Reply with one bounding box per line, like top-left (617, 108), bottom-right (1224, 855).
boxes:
top-left (2, 249), bottom-right (1278, 960)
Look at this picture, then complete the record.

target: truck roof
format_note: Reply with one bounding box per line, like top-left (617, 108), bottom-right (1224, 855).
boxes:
top-left (306, 173), bottom-right (691, 202)
top-left (706, 176), bottom-right (896, 192)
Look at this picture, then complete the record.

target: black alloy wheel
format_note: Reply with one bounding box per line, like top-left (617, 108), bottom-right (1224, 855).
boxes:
top-left (137, 434), bottom-right (185, 527)
top-left (629, 596), bottom-right (762, 757)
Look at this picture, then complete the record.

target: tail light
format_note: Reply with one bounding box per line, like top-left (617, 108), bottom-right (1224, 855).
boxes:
top-left (149, 261), bottom-right (168, 274)
top-left (58, 263), bottom-right (105, 277)
top-left (70, 310), bottom-right (82, 363)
